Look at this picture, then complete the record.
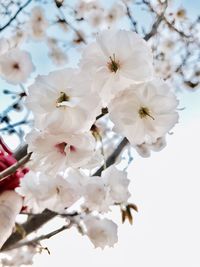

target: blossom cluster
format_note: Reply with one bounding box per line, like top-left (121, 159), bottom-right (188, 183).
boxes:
top-left (1, 28), bottom-right (179, 249)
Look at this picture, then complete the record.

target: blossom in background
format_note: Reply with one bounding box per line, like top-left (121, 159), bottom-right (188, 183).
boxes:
top-left (105, 3), bottom-right (125, 25)
top-left (84, 216), bottom-right (118, 249)
top-left (0, 48), bottom-right (34, 84)
top-left (28, 6), bottom-right (48, 40)
top-left (80, 29), bottom-right (154, 104)
top-left (48, 48), bottom-right (68, 66)
top-left (0, 31), bottom-right (26, 57)
top-left (0, 38), bottom-right (12, 56)
top-left (109, 78), bottom-right (179, 145)
top-left (87, 9), bottom-right (104, 28)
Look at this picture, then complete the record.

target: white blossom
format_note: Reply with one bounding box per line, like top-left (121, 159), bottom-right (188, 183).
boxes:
top-left (83, 177), bottom-right (112, 213)
top-left (102, 165), bottom-right (131, 204)
top-left (26, 130), bottom-right (96, 172)
top-left (0, 48), bottom-right (34, 84)
top-left (82, 165), bottom-right (130, 211)
top-left (26, 68), bottom-right (101, 133)
top-left (82, 150), bottom-right (104, 170)
top-left (16, 171), bottom-right (58, 213)
top-left (80, 29), bottom-right (154, 104)
top-left (84, 216), bottom-right (118, 249)
top-left (16, 169), bottom-right (85, 213)
top-left (135, 136), bottom-right (167, 157)
top-left (109, 78), bottom-right (179, 145)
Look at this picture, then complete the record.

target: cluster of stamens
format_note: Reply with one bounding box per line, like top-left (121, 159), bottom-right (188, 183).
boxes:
top-left (139, 107), bottom-right (155, 120)
top-left (12, 62), bottom-right (20, 70)
top-left (56, 91), bottom-right (70, 108)
top-left (55, 142), bottom-right (76, 155)
top-left (107, 54), bottom-right (120, 73)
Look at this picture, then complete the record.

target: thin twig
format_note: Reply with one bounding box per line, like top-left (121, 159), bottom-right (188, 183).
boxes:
top-left (5, 223), bottom-right (72, 251)
top-left (144, 0), bottom-right (168, 41)
top-left (1, 209), bottom-right (57, 251)
top-left (143, 0), bottom-right (189, 40)
top-left (94, 137), bottom-right (129, 176)
top-left (0, 120), bottom-right (32, 133)
top-left (57, 7), bottom-right (86, 44)
top-left (123, 1), bottom-right (138, 32)
top-left (0, 0), bottom-right (32, 31)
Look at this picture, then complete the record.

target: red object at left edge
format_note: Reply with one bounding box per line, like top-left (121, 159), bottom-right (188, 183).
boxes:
top-left (0, 138), bottom-right (28, 193)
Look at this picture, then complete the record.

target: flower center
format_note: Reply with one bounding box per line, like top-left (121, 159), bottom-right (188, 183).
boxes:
top-left (12, 63), bottom-right (20, 70)
top-left (55, 142), bottom-right (67, 155)
top-left (56, 91), bottom-right (70, 108)
top-left (55, 142), bottom-right (76, 155)
top-left (107, 54), bottom-right (120, 73)
top-left (139, 107), bottom-right (155, 120)
top-left (70, 145), bottom-right (76, 152)
top-left (37, 16), bottom-right (42, 22)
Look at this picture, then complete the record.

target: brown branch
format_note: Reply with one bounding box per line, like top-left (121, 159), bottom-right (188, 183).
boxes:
top-left (94, 137), bottom-right (129, 176)
top-left (144, 0), bottom-right (167, 41)
top-left (1, 209), bottom-right (57, 251)
top-left (143, 0), bottom-right (189, 40)
top-left (4, 222), bottom-right (72, 251)
top-left (0, 0), bottom-right (32, 32)
top-left (163, 17), bottom-right (190, 39)
top-left (0, 152), bottom-right (32, 182)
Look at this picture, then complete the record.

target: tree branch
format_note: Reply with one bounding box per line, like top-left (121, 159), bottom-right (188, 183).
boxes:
top-left (94, 137), bottom-right (128, 176)
top-left (4, 222), bottom-right (72, 251)
top-left (1, 209), bottom-right (57, 251)
top-left (123, 1), bottom-right (138, 32)
top-left (143, 0), bottom-right (189, 40)
top-left (57, 7), bottom-right (86, 44)
top-left (144, 0), bottom-right (167, 41)
top-left (0, 0), bottom-right (32, 32)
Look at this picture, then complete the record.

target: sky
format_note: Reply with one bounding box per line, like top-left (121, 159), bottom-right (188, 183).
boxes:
top-left (0, 0), bottom-right (200, 266)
